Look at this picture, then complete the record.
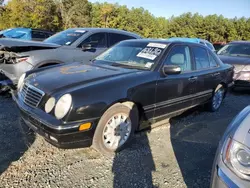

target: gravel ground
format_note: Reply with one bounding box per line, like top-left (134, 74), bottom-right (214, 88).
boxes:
top-left (0, 91), bottom-right (249, 188)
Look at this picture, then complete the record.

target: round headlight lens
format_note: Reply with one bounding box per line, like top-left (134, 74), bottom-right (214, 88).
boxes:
top-left (54, 94), bottom-right (72, 119)
top-left (45, 97), bottom-right (56, 113)
top-left (236, 149), bottom-right (250, 167)
top-left (17, 73), bottom-right (26, 90)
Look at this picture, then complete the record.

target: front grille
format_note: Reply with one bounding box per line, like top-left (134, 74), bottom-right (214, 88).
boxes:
top-left (234, 65), bottom-right (244, 73)
top-left (19, 83), bottom-right (45, 108)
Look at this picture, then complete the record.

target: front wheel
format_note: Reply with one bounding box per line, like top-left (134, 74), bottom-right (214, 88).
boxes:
top-left (207, 85), bottom-right (226, 112)
top-left (92, 103), bottom-right (138, 155)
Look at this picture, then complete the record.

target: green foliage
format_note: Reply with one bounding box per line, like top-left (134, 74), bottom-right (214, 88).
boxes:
top-left (0, 0), bottom-right (250, 42)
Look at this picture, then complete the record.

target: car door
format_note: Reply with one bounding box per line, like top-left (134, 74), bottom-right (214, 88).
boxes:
top-left (73, 32), bottom-right (108, 62)
top-left (191, 45), bottom-right (222, 105)
top-left (108, 33), bottom-right (136, 47)
top-left (154, 44), bottom-right (198, 119)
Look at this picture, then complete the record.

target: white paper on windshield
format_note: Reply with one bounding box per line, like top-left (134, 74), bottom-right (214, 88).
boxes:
top-left (145, 62), bottom-right (154, 68)
top-left (66, 41), bottom-right (71, 45)
top-left (75, 30), bottom-right (86, 33)
top-left (137, 47), bottom-right (163, 60)
top-left (147, 43), bottom-right (167, 49)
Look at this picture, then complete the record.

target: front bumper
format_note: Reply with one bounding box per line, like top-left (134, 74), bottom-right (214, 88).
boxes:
top-left (211, 157), bottom-right (249, 188)
top-left (12, 91), bottom-right (99, 149)
top-left (0, 61), bottom-right (33, 86)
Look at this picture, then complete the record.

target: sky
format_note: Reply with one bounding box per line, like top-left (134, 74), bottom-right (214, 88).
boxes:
top-left (89, 0), bottom-right (250, 19)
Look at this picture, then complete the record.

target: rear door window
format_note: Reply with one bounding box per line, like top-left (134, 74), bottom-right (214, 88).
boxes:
top-left (108, 33), bottom-right (135, 47)
top-left (192, 46), bottom-right (210, 70)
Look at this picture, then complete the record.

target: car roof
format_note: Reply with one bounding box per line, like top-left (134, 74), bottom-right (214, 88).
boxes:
top-left (229, 41), bottom-right (250, 44)
top-left (67, 28), bottom-right (141, 38)
top-left (166, 37), bottom-right (211, 44)
top-left (121, 38), bottom-right (207, 47)
top-left (166, 37), bottom-right (201, 43)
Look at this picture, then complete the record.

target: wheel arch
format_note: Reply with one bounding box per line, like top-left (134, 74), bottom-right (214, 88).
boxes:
top-left (35, 60), bottom-right (64, 69)
top-left (100, 98), bottom-right (145, 130)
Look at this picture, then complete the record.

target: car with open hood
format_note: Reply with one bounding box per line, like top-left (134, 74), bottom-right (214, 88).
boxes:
top-left (211, 105), bottom-right (250, 188)
top-left (0, 28), bottom-right (141, 93)
top-left (218, 41), bottom-right (250, 89)
top-left (13, 39), bottom-right (234, 154)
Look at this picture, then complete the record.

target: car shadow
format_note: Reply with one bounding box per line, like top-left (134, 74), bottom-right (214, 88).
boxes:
top-left (112, 105), bottom-right (157, 188)
top-left (0, 96), bottom-right (35, 175)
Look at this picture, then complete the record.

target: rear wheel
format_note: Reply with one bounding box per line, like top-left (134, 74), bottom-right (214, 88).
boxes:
top-left (92, 103), bottom-right (138, 155)
top-left (207, 84), bottom-right (226, 112)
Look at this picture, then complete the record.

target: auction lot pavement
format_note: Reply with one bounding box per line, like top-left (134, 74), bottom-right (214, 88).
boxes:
top-left (0, 91), bottom-right (249, 188)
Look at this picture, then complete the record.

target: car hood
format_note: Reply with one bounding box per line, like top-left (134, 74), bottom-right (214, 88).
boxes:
top-left (0, 38), bottom-right (61, 53)
top-left (26, 62), bottom-right (141, 94)
top-left (218, 55), bottom-right (250, 65)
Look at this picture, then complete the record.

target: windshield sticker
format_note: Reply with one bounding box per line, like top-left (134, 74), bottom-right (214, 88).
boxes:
top-left (145, 62), bottom-right (154, 68)
top-left (147, 43), bottom-right (167, 49)
top-left (66, 41), bottom-right (71, 45)
top-left (137, 47), bottom-right (163, 60)
top-left (75, 30), bottom-right (86, 33)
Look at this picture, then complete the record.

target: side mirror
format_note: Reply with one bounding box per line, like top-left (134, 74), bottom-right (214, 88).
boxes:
top-left (82, 43), bottom-right (93, 51)
top-left (162, 65), bottom-right (181, 75)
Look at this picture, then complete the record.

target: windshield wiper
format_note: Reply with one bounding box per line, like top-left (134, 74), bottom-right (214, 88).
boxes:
top-left (111, 62), bottom-right (148, 70)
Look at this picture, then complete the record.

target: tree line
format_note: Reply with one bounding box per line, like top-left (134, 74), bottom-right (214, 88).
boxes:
top-left (0, 0), bottom-right (250, 42)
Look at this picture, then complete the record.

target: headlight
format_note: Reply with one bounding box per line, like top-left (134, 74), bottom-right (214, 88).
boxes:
top-left (45, 97), bottom-right (56, 113)
top-left (54, 94), bottom-right (72, 119)
top-left (17, 73), bottom-right (26, 90)
top-left (223, 138), bottom-right (250, 179)
top-left (242, 66), bottom-right (250, 72)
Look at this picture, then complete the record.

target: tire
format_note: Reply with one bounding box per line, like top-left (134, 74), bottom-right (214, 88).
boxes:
top-left (206, 84), bottom-right (226, 112)
top-left (92, 103), bottom-right (138, 155)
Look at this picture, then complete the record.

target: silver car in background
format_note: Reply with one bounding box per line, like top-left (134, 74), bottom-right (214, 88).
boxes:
top-left (211, 106), bottom-right (250, 188)
top-left (0, 28), bottom-right (141, 91)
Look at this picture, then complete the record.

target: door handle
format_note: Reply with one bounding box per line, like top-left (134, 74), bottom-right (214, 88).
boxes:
top-left (188, 76), bottom-right (198, 82)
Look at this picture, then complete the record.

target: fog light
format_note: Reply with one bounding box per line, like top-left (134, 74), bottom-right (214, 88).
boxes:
top-left (79, 123), bottom-right (91, 131)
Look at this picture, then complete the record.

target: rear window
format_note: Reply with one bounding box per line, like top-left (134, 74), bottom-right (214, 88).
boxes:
top-left (109, 33), bottom-right (135, 46)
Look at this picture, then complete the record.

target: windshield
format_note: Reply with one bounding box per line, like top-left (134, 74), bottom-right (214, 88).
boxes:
top-left (218, 43), bottom-right (250, 57)
top-left (95, 41), bottom-right (168, 70)
top-left (44, 29), bottom-right (87, 45)
top-left (2, 28), bottom-right (30, 39)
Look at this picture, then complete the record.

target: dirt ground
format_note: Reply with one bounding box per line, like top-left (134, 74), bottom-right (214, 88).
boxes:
top-left (0, 91), bottom-right (249, 188)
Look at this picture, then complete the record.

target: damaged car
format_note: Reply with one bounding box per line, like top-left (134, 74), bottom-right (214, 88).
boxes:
top-left (13, 39), bottom-right (234, 154)
top-left (218, 41), bottom-right (250, 89)
top-left (0, 28), bottom-right (141, 93)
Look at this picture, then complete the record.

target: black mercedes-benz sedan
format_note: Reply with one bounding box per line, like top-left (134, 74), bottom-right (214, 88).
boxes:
top-left (13, 39), bottom-right (234, 154)
top-left (218, 41), bottom-right (250, 89)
